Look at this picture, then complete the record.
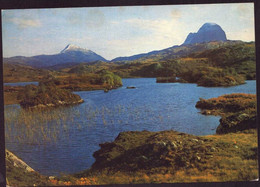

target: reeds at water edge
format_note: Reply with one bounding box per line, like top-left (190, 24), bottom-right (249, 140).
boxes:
top-left (4, 104), bottom-right (165, 145)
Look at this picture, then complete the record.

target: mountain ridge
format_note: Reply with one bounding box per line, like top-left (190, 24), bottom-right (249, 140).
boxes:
top-left (4, 44), bottom-right (108, 68)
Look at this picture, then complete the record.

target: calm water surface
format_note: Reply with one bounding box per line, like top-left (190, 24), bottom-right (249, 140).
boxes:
top-left (4, 81), bottom-right (38, 86)
top-left (5, 78), bottom-right (256, 176)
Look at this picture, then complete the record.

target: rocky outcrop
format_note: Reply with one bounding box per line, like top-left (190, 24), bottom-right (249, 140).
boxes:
top-left (5, 149), bottom-right (50, 186)
top-left (6, 150), bottom-right (34, 172)
top-left (183, 23), bottom-right (227, 45)
top-left (196, 93), bottom-right (257, 134)
top-left (217, 113), bottom-right (257, 134)
top-left (91, 130), bottom-right (216, 173)
top-left (88, 128), bottom-right (257, 183)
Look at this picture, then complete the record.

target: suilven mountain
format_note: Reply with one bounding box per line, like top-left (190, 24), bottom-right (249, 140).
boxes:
top-left (183, 23), bottom-right (227, 45)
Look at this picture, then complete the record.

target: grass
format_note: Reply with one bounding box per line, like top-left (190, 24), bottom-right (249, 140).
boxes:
top-left (5, 106), bottom-right (80, 144)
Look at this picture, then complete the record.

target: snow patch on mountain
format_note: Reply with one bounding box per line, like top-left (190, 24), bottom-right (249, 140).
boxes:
top-left (60, 44), bottom-right (93, 53)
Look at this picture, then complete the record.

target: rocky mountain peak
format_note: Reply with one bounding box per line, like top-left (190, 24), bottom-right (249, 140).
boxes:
top-left (183, 23), bottom-right (227, 45)
top-left (60, 44), bottom-right (92, 53)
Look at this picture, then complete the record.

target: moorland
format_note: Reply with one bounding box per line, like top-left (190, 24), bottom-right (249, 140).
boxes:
top-left (3, 23), bottom-right (258, 186)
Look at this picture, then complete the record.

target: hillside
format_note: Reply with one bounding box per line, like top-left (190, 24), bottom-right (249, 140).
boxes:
top-left (111, 40), bottom-right (243, 64)
top-left (3, 63), bottom-right (52, 83)
top-left (110, 41), bottom-right (255, 87)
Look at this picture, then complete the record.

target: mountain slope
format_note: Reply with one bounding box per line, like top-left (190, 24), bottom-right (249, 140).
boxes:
top-left (3, 44), bottom-right (108, 68)
top-left (111, 40), bottom-right (244, 64)
top-left (3, 63), bottom-right (52, 82)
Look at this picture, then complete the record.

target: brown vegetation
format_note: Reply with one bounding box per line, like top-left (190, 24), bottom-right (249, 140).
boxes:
top-left (17, 80), bottom-right (83, 108)
top-left (196, 93), bottom-right (257, 134)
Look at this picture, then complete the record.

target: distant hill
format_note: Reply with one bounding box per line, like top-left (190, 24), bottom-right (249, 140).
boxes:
top-left (111, 50), bottom-right (161, 62)
top-left (3, 44), bottom-right (108, 68)
top-left (3, 63), bottom-right (52, 82)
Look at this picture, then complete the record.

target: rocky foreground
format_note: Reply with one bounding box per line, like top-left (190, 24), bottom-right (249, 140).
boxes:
top-left (77, 128), bottom-right (257, 184)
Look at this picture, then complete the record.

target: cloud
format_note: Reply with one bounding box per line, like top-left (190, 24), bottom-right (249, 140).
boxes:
top-left (10, 18), bottom-right (42, 28)
top-left (66, 8), bottom-right (106, 29)
top-left (100, 19), bottom-right (187, 60)
top-left (226, 28), bottom-right (255, 42)
top-left (236, 3), bottom-right (253, 13)
top-left (124, 18), bottom-right (186, 42)
top-left (67, 13), bottom-right (82, 25)
top-left (171, 9), bottom-right (182, 19)
top-left (231, 3), bottom-right (254, 22)
top-left (68, 36), bottom-right (93, 44)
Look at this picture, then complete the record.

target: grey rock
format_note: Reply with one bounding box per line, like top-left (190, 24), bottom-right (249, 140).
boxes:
top-left (183, 23), bottom-right (227, 45)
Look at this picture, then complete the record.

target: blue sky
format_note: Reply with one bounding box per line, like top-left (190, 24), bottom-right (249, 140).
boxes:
top-left (2, 3), bottom-right (255, 60)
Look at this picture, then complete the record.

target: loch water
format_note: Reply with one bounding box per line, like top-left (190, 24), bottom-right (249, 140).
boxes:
top-left (4, 78), bottom-right (256, 176)
top-left (4, 81), bottom-right (39, 86)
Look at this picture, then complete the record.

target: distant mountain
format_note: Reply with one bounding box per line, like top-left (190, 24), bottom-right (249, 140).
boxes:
top-left (4, 44), bottom-right (108, 68)
top-left (183, 23), bottom-right (227, 45)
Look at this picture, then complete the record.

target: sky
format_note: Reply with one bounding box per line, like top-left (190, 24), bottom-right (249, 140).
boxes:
top-left (2, 3), bottom-right (255, 60)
